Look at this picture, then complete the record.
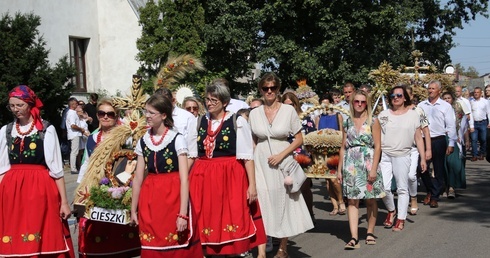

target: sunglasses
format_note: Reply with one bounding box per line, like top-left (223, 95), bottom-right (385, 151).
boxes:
top-left (390, 93), bottom-right (403, 99)
top-left (261, 86), bottom-right (279, 92)
top-left (97, 110), bottom-right (116, 119)
top-left (353, 100), bottom-right (367, 105)
top-left (186, 106), bottom-right (199, 112)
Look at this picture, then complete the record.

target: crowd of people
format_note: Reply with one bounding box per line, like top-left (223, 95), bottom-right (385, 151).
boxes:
top-left (0, 76), bottom-right (489, 257)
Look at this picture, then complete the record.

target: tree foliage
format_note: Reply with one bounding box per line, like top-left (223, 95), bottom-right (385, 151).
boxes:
top-left (136, 0), bottom-right (488, 94)
top-left (0, 12), bottom-right (76, 130)
top-left (455, 63), bottom-right (480, 78)
top-left (136, 0), bottom-right (206, 93)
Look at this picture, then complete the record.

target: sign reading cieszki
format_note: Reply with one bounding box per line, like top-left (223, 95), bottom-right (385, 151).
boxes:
top-left (89, 207), bottom-right (130, 225)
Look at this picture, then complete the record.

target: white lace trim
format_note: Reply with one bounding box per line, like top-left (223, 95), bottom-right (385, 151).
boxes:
top-left (176, 148), bottom-right (189, 156)
top-left (142, 128), bottom-right (179, 152)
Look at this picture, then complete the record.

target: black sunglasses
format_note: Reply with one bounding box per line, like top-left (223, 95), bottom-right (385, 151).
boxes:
top-left (390, 93), bottom-right (403, 99)
top-left (261, 86), bottom-right (279, 92)
top-left (97, 110), bottom-right (116, 119)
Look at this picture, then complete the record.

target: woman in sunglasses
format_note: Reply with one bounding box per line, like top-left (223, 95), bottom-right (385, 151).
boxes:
top-left (337, 90), bottom-right (385, 249)
top-left (378, 86), bottom-right (426, 232)
top-left (183, 96), bottom-right (201, 117)
top-left (249, 73), bottom-right (313, 258)
top-left (76, 98), bottom-right (140, 257)
top-left (0, 85), bottom-right (74, 257)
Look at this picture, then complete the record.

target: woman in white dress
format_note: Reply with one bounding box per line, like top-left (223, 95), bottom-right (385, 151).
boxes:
top-left (249, 73), bottom-right (314, 258)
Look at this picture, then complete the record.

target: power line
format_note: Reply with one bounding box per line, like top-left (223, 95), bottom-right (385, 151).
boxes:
top-left (457, 45), bottom-right (490, 48)
top-left (454, 36), bottom-right (490, 40)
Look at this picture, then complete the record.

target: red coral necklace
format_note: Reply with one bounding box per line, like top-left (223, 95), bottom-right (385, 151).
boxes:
top-left (15, 120), bottom-right (35, 152)
top-left (96, 131), bottom-right (103, 146)
top-left (151, 126), bottom-right (169, 174)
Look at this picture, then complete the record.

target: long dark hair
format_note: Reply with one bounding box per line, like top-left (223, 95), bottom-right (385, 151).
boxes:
top-left (146, 94), bottom-right (174, 128)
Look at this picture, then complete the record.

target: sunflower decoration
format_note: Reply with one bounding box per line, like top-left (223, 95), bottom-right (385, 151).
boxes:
top-left (154, 54), bottom-right (205, 90)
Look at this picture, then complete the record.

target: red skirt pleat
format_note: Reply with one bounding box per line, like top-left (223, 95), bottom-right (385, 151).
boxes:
top-left (138, 172), bottom-right (203, 258)
top-left (189, 157), bottom-right (266, 255)
top-left (0, 164), bottom-right (73, 257)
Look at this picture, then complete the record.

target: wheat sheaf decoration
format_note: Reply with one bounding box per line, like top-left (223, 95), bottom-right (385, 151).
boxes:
top-left (74, 76), bottom-right (149, 206)
top-left (154, 54), bottom-right (205, 90)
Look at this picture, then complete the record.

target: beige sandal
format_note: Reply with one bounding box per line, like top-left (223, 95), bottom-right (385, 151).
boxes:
top-left (274, 248), bottom-right (289, 258)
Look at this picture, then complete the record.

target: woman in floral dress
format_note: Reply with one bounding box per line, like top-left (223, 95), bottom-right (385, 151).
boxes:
top-left (337, 90), bottom-right (385, 249)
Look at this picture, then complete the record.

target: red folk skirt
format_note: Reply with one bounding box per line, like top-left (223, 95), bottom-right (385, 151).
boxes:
top-left (189, 157), bottom-right (266, 255)
top-left (78, 217), bottom-right (141, 257)
top-left (0, 164), bottom-right (74, 257)
top-left (138, 172), bottom-right (202, 258)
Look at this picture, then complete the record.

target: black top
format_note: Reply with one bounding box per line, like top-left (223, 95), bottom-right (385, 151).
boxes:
top-left (84, 103), bottom-right (99, 132)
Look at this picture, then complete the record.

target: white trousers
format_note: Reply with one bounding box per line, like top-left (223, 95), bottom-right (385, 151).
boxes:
top-left (69, 136), bottom-right (80, 172)
top-left (409, 147), bottom-right (419, 197)
top-left (380, 152), bottom-right (411, 220)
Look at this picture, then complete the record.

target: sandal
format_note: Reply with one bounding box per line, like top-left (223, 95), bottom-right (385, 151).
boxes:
top-left (409, 197), bottom-right (419, 215)
top-left (344, 238), bottom-right (360, 249)
top-left (392, 219), bottom-right (405, 232)
top-left (409, 207), bottom-right (419, 215)
top-left (365, 233), bottom-right (376, 245)
top-left (338, 202), bottom-right (346, 215)
top-left (383, 210), bottom-right (396, 228)
top-left (273, 248), bottom-right (289, 258)
top-left (329, 208), bottom-right (339, 216)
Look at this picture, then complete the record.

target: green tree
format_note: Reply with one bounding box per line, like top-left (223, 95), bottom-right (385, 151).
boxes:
top-left (200, 0), bottom-right (263, 95)
top-left (257, 0), bottom-right (488, 90)
top-left (455, 63), bottom-right (480, 78)
top-left (136, 0), bottom-right (206, 93)
top-left (135, 0), bottom-right (488, 94)
top-left (0, 12), bottom-right (76, 131)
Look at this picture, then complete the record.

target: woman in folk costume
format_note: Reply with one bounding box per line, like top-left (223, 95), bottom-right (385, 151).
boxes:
top-left (76, 98), bottom-right (140, 257)
top-left (131, 94), bottom-right (202, 257)
top-left (0, 85), bottom-right (75, 257)
top-left (189, 80), bottom-right (267, 257)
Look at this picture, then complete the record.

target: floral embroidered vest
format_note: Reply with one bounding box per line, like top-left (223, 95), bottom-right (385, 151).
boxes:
top-left (140, 133), bottom-right (179, 173)
top-left (9, 133), bottom-right (46, 165)
top-left (197, 116), bottom-right (237, 158)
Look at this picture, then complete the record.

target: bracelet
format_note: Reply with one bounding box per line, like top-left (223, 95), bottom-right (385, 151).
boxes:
top-left (177, 214), bottom-right (189, 220)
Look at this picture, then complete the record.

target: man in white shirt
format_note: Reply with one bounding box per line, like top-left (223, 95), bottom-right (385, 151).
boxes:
top-left (65, 98), bottom-right (86, 174)
top-left (469, 87), bottom-right (490, 161)
top-left (418, 80), bottom-right (457, 208)
top-left (455, 86), bottom-right (474, 147)
top-left (335, 83), bottom-right (355, 120)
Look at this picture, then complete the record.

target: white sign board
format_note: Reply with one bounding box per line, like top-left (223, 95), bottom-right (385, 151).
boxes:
top-left (89, 207), bottom-right (130, 225)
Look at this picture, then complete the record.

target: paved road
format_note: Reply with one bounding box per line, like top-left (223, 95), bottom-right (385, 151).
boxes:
top-left (65, 158), bottom-right (490, 258)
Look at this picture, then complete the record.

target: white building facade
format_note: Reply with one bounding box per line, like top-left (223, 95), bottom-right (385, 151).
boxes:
top-left (1, 0), bottom-right (145, 98)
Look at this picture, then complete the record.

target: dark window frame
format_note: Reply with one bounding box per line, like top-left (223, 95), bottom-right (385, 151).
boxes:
top-left (69, 37), bottom-right (89, 92)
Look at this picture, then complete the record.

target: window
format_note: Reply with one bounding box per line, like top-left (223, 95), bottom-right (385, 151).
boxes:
top-left (69, 37), bottom-right (89, 92)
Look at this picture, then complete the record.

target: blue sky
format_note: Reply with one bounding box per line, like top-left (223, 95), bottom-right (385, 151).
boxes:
top-left (449, 7), bottom-right (490, 76)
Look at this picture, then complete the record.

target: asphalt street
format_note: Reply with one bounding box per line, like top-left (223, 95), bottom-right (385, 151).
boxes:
top-left (65, 157), bottom-right (490, 258)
